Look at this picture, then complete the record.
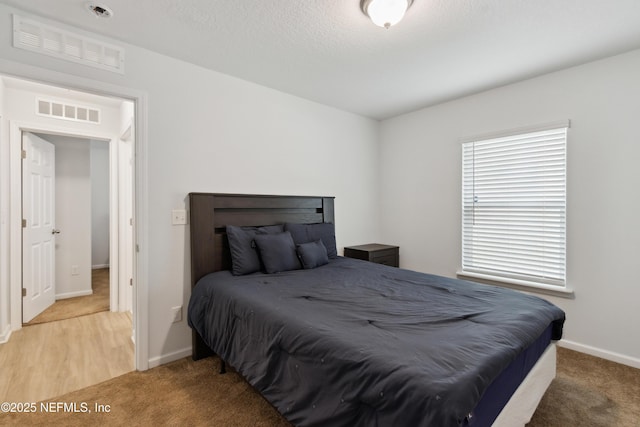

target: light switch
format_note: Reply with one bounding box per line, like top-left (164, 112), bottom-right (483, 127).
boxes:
top-left (172, 209), bottom-right (187, 225)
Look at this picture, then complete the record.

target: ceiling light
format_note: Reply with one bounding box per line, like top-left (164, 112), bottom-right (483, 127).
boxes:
top-left (361, 0), bottom-right (414, 29)
top-left (86, 3), bottom-right (114, 19)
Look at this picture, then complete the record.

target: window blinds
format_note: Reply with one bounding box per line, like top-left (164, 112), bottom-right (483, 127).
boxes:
top-left (462, 126), bottom-right (567, 286)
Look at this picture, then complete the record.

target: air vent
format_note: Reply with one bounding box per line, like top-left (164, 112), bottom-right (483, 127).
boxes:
top-left (36, 98), bottom-right (101, 124)
top-left (13, 14), bottom-right (124, 74)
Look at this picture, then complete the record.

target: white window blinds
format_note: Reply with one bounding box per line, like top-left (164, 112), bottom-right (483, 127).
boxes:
top-left (462, 125), bottom-right (567, 286)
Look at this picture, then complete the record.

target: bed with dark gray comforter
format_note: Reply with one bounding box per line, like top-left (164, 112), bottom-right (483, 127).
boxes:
top-left (188, 256), bottom-right (564, 427)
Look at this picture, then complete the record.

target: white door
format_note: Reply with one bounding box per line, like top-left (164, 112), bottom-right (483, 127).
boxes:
top-left (124, 138), bottom-right (134, 313)
top-left (118, 126), bottom-right (135, 314)
top-left (22, 132), bottom-right (56, 322)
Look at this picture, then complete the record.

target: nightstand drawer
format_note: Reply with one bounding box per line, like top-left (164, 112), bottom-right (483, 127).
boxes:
top-left (344, 244), bottom-right (399, 267)
top-left (371, 253), bottom-right (397, 266)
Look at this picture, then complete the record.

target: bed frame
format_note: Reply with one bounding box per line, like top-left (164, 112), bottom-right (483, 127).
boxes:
top-left (188, 192), bottom-right (335, 360)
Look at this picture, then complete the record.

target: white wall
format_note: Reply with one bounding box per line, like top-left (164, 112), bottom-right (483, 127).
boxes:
top-left (143, 52), bottom-right (380, 364)
top-left (36, 134), bottom-right (92, 298)
top-left (118, 101), bottom-right (134, 314)
top-left (90, 139), bottom-right (110, 268)
top-left (0, 5), bottom-right (380, 365)
top-left (379, 49), bottom-right (640, 367)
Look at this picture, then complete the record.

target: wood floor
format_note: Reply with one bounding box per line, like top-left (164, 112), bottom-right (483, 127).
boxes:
top-left (0, 311), bottom-right (134, 403)
top-left (25, 268), bottom-right (111, 325)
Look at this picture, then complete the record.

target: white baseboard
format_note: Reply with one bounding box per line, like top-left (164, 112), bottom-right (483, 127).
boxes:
top-left (92, 264), bottom-right (110, 270)
top-left (148, 347), bottom-right (191, 369)
top-left (0, 324), bottom-right (12, 344)
top-left (558, 339), bottom-right (640, 369)
top-left (56, 289), bottom-right (93, 299)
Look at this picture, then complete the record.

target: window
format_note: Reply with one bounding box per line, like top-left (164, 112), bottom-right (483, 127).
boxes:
top-left (461, 123), bottom-right (568, 288)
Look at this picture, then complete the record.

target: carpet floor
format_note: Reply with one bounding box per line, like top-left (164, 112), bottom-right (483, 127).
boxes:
top-left (25, 269), bottom-right (110, 326)
top-left (1, 347), bottom-right (638, 426)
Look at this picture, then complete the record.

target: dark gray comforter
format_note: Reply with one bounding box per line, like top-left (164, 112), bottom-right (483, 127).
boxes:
top-left (188, 257), bottom-right (565, 427)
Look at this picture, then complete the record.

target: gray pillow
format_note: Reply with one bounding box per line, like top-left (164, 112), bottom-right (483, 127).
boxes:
top-left (284, 222), bottom-right (337, 258)
top-left (253, 231), bottom-right (301, 274)
top-left (226, 224), bottom-right (284, 275)
top-left (296, 240), bottom-right (329, 269)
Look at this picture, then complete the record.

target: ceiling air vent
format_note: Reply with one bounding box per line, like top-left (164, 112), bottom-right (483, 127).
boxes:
top-left (12, 14), bottom-right (125, 74)
top-left (37, 98), bottom-right (101, 124)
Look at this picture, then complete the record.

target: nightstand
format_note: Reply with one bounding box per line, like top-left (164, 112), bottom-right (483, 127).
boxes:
top-left (343, 244), bottom-right (399, 267)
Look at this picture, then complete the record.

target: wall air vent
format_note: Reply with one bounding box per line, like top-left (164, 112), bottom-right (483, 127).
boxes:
top-left (36, 98), bottom-right (101, 124)
top-left (12, 14), bottom-right (125, 74)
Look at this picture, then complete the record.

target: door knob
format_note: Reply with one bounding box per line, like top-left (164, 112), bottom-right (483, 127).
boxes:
top-left (52, 229), bottom-right (61, 234)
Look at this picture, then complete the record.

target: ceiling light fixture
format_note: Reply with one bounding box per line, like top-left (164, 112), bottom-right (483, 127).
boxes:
top-left (85, 2), bottom-right (114, 19)
top-left (361, 0), bottom-right (414, 29)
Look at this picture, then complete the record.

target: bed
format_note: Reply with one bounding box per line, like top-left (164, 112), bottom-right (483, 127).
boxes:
top-left (187, 193), bottom-right (565, 427)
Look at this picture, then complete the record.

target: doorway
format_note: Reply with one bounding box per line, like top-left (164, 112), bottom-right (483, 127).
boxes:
top-left (22, 133), bottom-right (116, 325)
top-left (0, 67), bottom-right (148, 371)
top-left (0, 75), bottom-right (139, 400)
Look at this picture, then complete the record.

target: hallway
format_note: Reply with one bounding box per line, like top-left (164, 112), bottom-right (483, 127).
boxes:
top-left (0, 310), bottom-right (133, 402)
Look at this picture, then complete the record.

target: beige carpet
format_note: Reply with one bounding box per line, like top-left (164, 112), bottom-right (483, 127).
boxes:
top-left (529, 347), bottom-right (640, 427)
top-left (25, 268), bottom-right (110, 325)
top-left (0, 347), bottom-right (638, 426)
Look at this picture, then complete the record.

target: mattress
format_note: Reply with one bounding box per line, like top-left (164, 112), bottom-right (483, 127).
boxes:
top-left (466, 323), bottom-right (552, 425)
top-left (188, 257), bottom-right (565, 426)
top-left (492, 343), bottom-right (557, 427)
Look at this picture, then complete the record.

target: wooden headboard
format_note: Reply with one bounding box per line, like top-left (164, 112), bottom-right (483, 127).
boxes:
top-left (188, 193), bottom-right (335, 360)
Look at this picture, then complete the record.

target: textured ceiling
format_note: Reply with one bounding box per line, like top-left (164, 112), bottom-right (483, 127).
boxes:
top-left (3, 0), bottom-right (640, 119)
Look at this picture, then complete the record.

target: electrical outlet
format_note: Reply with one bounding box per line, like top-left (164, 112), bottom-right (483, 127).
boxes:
top-left (71, 265), bottom-right (79, 276)
top-left (171, 306), bottom-right (182, 323)
top-left (171, 209), bottom-right (187, 225)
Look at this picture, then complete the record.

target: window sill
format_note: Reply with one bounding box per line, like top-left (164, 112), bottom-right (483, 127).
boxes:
top-left (456, 271), bottom-right (575, 299)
